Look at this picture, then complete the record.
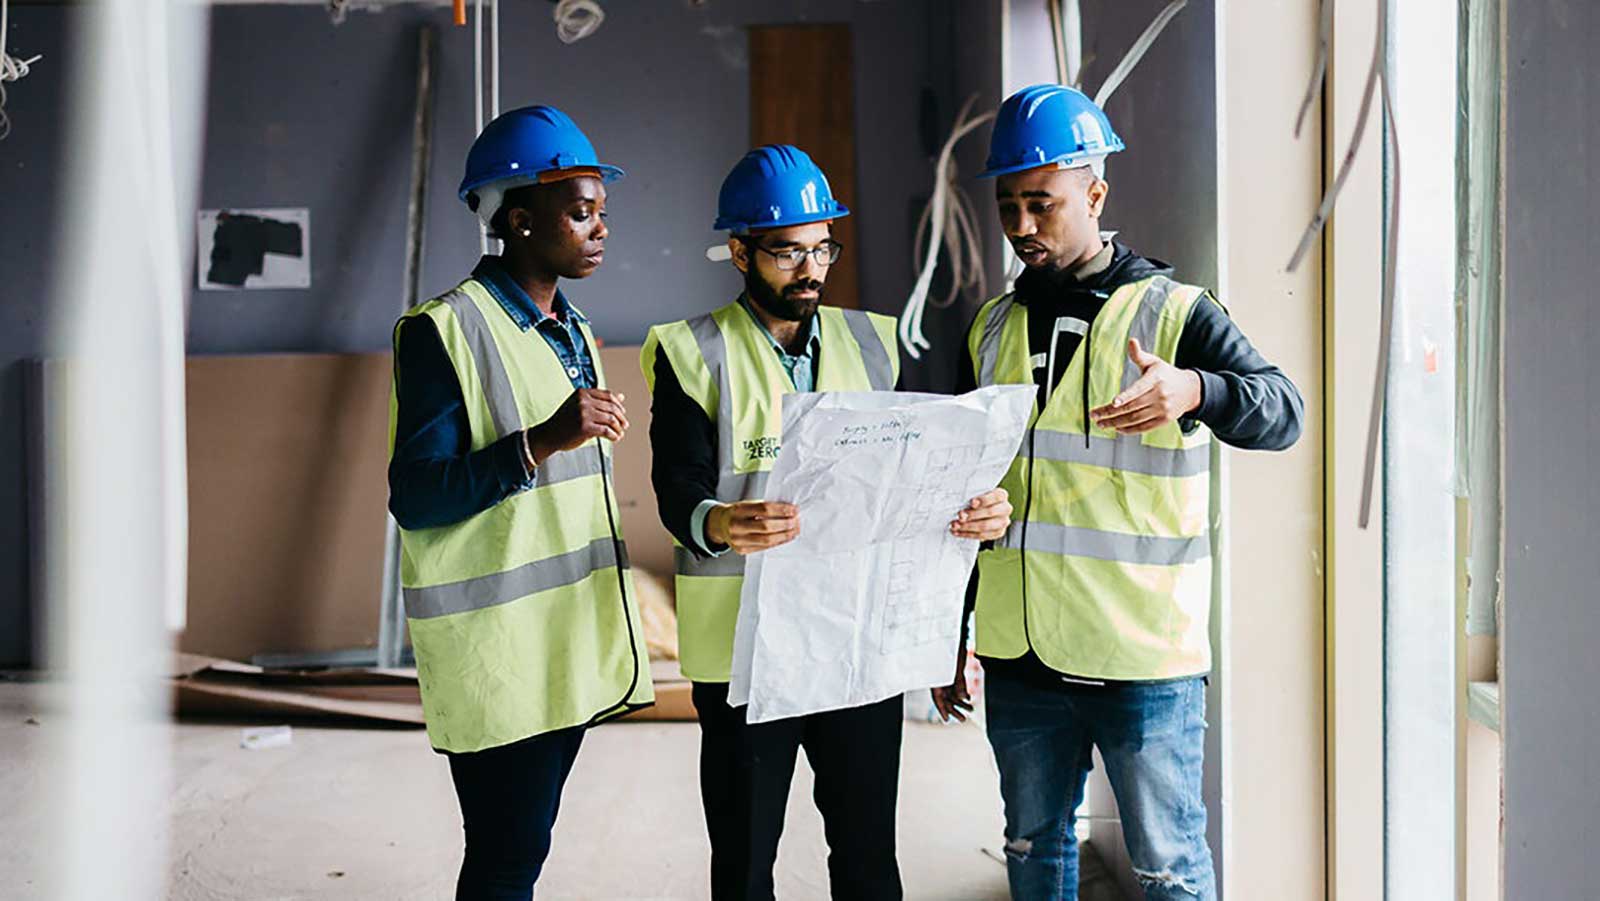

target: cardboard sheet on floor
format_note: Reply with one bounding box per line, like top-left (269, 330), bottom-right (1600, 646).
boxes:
top-left (171, 654), bottom-right (697, 725)
top-left (171, 653), bottom-right (425, 726)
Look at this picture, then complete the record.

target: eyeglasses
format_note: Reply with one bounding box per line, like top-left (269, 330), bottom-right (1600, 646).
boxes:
top-left (746, 239), bottom-right (844, 271)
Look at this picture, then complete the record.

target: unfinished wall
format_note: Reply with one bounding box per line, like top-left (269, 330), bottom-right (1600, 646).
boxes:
top-left (0, 0), bottom-right (952, 666)
top-left (1501, 1), bottom-right (1600, 896)
top-left (0, 5), bottom-right (72, 667)
top-left (1216, 0), bottom-right (1328, 896)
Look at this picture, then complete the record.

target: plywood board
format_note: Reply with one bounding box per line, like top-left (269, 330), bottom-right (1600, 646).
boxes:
top-left (748, 24), bottom-right (860, 310)
top-left (183, 353), bottom-right (391, 661)
top-left (599, 345), bottom-right (677, 582)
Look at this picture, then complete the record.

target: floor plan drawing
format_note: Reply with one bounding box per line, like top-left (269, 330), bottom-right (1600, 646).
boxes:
top-left (728, 385), bottom-right (1034, 723)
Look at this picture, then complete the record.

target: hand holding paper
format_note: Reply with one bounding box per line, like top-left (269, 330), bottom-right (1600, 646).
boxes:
top-left (728, 385), bottom-right (1034, 723)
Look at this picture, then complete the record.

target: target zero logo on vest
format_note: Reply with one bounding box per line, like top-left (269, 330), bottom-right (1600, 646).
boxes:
top-left (743, 437), bottom-right (781, 461)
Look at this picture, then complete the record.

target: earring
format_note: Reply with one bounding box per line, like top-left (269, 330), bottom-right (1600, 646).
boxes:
top-left (521, 230), bottom-right (532, 237)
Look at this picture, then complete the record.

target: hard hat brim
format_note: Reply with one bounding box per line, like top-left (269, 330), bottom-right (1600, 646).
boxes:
top-left (714, 204), bottom-right (850, 234)
top-left (458, 163), bottom-right (625, 202)
top-left (977, 151), bottom-right (1118, 180)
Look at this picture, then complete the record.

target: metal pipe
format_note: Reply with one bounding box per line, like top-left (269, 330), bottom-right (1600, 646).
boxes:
top-left (380, 24), bottom-right (438, 670)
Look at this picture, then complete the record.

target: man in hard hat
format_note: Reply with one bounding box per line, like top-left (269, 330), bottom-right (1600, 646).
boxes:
top-left (932, 85), bottom-right (1304, 901)
top-left (642, 144), bottom-right (1013, 901)
top-left (388, 104), bottom-right (652, 899)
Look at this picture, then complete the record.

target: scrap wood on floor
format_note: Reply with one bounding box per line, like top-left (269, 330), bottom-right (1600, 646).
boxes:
top-left (168, 567), bottom-right (696, 727)
top-left (170, 652), bottom-right (426, 726)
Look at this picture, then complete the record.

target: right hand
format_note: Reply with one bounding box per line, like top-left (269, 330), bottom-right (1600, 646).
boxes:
top-left (704, 500), bottom-right (800, 555)
top-left (526, 388), bottom-right (628, 464)
top-left (931, 648), bottom-right (974, 723)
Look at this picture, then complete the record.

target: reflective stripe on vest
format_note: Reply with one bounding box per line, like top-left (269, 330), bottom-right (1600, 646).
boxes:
top-left (995, 522), bottom-right (1210, 566)
top-left (641, 300), bottom-right (899, 680)
top-left (392, 279), bottom-right (651, 752)
top-left (406, 536), bottom-right (630, 619)
top-left (967, 276), bottom-right (1214, 680)
top-left (439, 288), bottom-right (524, 439)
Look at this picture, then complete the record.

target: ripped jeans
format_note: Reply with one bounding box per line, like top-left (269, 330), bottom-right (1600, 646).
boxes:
top-left (985, 670), bottom-right (1216, 901)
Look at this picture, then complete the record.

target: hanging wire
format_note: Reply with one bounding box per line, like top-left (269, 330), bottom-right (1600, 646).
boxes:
top-left (1286, 3), bottom-right (1383, 273)
top-left (1361, 62), bottom-right (1401, 529)
top-left (1286, 0), bottom-right (1399, 529)
top-left (554, 0), bottom-right (605, 44)
top-left (898, 94), bottom-right (995, 359)
top-left (473, 0), bottom-right (487, 253)
top-left (1046, 0), bottom-right (1069, 86)
top-left (911, 154), bottom-right (988, 312)
top-left (1093, 0), bottom-right (1188, 107)
top-left (1061, 0), bottom-right (1083, 88)
top-left (905, 0), bottom-right (1190, 356)
top-left (1295, 0), bottom-right (1335, 139)
top-left (0, 0), bottom-right (44, 141)
top-left (490, 0), bottom-right (499, 119)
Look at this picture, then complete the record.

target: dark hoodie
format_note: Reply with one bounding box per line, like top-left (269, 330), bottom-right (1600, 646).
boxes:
top-left (956, 239), bottom-right (1304, 687)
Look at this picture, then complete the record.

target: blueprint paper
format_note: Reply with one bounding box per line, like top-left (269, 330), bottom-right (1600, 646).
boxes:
top-left (728, 385), bottom-right (1034, 723)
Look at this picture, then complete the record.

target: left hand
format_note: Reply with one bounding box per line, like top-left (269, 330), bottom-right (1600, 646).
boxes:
top-left (950, 488), bottom-right (1011, 541)
top-left (1091, 338), bottom-right (1203, 434)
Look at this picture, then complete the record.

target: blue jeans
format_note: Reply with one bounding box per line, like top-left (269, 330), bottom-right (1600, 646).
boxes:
top-left (985, 670), bottom-right (1216, 901)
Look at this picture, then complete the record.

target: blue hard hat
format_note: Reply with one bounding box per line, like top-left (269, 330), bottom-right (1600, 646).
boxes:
top-left (458, 105), bottom-right (624, 205)
top-left (978, 84), bottom-right (1125, 179)
top-left (713, 144), bottom-right (850, 234)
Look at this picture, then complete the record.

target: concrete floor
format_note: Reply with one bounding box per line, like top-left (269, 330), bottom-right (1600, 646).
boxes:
top-left (0, 681), bottom-right (1125, 900)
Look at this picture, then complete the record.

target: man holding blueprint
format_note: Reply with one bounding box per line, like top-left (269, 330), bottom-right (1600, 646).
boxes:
top-left (641, 145), bottom-right (1015, 901)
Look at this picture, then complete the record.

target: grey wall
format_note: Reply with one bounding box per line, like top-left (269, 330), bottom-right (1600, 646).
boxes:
top-left (0, 5), bottom-right (73, 667)
top-left (912, 0), bottom-right (1005, 394)
top-left (0, 1), bottom-right (973, 665)
top-left (192, 0), bottom-right (941, 352)
top-left (1502, 0), bottom-right (1600, 895)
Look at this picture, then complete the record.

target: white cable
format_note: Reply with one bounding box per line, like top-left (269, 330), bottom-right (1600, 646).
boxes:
top-left (0, 0), bottom-right (44, 141)
top-left (490, 0), bottom-right (499, 119)
top-left (898, 94), bottom-right (994, 359)
top-left (554, 0), bottom-right (605, 45)
top-left (1295, 0), bottom-right (1334, 139)
top-left (473, 0), bottom-right (486, 253)
top-left (1285, 8), bottom-right (1383, 273)
top-left (1283, 0), bottom-right (1399, 529)
top-left (1093, 0), bottom-right (1188, 107)
top-left (473, 0), bottom-right (482, 138)
top-left (1062, 0), bottom-right (1083, 88)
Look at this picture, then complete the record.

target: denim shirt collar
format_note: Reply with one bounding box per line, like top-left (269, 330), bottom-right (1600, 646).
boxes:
top-left (472, 256), bottom-right (589, 332)
top-left (737, 294), bottom-right (819, 360)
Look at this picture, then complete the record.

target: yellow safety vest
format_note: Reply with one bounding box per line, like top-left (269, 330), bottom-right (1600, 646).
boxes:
top-left (968, 276), bottom-right (1213, 680)
top-left (390, 279), bottom-right (652, 753)
top-left (640, 300), bottom-right (899, 682)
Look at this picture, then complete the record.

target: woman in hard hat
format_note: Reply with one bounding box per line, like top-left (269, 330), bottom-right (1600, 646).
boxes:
top-left (387, 105), bottom-right (652, 899)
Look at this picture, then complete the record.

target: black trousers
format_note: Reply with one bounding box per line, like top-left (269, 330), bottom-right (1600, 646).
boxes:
top-left (692, 681), bottom-right (904, 901)
top-left (446, 725), bottom-right (585, 900)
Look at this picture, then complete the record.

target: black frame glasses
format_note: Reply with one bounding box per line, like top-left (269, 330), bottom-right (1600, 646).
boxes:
top-left (744, 238), bottom-right (844, 271)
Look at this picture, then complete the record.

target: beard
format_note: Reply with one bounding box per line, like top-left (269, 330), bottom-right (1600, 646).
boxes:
top-left (744, 266), bottom-right (823, 322)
